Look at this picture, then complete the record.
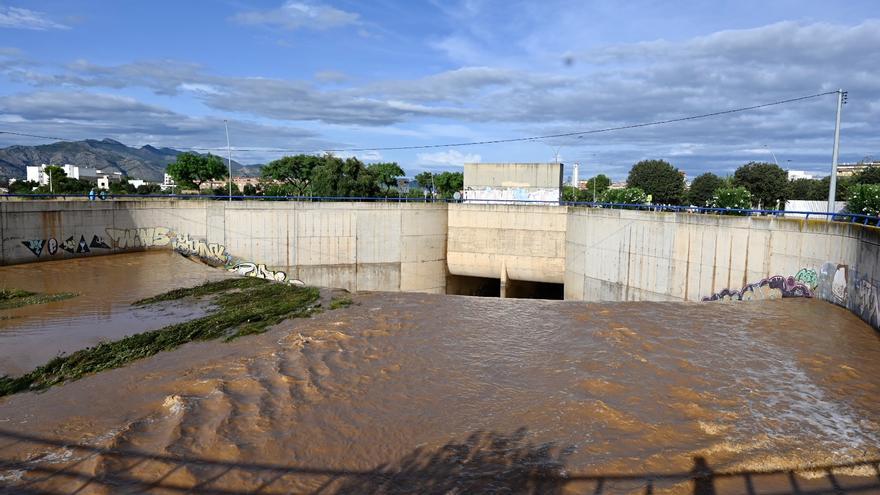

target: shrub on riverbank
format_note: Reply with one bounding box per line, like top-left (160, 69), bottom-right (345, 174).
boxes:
top-left (0, 278), bottom-right (320, 396)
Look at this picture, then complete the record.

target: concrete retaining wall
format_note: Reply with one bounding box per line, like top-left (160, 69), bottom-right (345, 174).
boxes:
top-left (564, 207), bottom-right (880, 329)
top-left (0, 200), bottom-right (448, 294)
top-left (2, 200), bottom-right (878, 329)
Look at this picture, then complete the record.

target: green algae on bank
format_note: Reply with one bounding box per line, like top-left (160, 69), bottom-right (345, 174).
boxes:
top-left (0, 278), bottom-right (321, 397)
top-left (0, 288), bottom-right (77, 310)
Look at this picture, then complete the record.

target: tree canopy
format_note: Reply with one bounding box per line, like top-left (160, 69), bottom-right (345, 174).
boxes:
top-left (433, 171), bottom-right (463, 199)
top-left (414, 171), bottom-right (435, 191)
top-left (583, 174), bottom-right (611, 200)
top-left (310, 156), bottom-right (380, 197)
top-left (626, 159), bottom-right (686, 205)
top-left (367, 162), bottom-right (406, 194)
top-left (853, 165), bottom-right (880, 185)
top-left (260, 155), bottom-right (323, 195)
top-left (688, 172), bottom-right (724, 206)
top-left (166, 152), bottom-right (227, 189)
top-left (732, 162), bottom-right (788, 209)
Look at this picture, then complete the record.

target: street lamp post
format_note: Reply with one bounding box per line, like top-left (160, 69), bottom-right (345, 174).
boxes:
top-left (224, 120), bottom-right (232, 202)
top-left (763, 144), bottom-right (779, 167)
top-left (828, 89), bottom-right (847, 213)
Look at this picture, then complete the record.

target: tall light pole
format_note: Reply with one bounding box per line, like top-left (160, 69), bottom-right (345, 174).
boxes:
top-left (224, 119), bottom-right (232, 202)
top-left (827, 89), bottom-right (847, 212)
top-left (762, 144), bottom-right (779, 167)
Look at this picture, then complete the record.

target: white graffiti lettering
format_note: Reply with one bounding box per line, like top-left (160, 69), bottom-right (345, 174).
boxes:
top-left (105, 227), bottom-right (171, 249)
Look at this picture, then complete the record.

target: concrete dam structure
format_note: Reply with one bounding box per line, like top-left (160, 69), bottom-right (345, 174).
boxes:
top-left (1, 199), bottom-right (878, 330)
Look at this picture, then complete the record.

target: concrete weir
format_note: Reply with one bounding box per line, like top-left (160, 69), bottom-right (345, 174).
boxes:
top-left (1, 199), bottom-right (878, 330)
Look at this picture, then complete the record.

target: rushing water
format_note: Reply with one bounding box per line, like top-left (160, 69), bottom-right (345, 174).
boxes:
top-left (0, 251), bottom-right (232, 375)
top-left (0, 253), bottom-right (878, 494)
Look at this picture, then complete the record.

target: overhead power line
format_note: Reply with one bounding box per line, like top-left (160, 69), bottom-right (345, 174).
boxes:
top-left (0, 90), bottom-right (839, 154)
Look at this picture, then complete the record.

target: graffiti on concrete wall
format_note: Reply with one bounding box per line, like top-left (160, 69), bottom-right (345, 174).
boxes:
top-left (105, 227), bottom-right (172, 249)
top-left (794, 268), bottom-right (819, 291)
top-left (229, 262), bottom-right (293, 283)
top-left (171, 233), bottom-right (230, 266)
top-left (17, 226), bottom-right (303, 286)
top-left (702, 274), bottom-right (814, 302)
top-left (817, 262), bottom-right (880, 329)
top-left (21, 239), bottom-right (45, 257)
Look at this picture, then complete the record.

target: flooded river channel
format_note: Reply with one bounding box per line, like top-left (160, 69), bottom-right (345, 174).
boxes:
top-left (0, 253), bottom-right (878, 494)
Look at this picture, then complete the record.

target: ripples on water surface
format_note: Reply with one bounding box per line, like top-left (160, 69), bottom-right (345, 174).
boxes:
top-left (0, 254), bottom-right (878, 494)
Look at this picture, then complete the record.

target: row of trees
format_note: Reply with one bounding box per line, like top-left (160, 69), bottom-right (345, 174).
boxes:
top-left (165, 152), bottom-right (465, 199)
top-left (560, 159), bottom-right (880, 216)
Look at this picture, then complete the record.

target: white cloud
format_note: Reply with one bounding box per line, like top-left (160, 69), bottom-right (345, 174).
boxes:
top-left (232, 1), bottom-right (359, 31)
top-left (0, 6), bottom-right (69, 30)
top-left (417, 149), bottom-right (481, 167)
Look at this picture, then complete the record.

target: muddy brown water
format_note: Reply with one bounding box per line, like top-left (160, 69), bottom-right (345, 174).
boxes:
top-left (0, 253), bottom-right (879, 494)
top-left (0, 251), bottom-right (233, 376)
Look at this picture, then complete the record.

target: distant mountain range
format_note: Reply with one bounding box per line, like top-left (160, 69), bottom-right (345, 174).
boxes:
top-left (0, 139), bottom-right (262, 181)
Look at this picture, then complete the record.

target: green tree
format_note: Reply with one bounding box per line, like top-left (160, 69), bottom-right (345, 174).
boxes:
top-left (211, 183), bottom-right (241, 196)
top-left (136, 184), bottom-right (162, 195)
top-left (433, 171), bottom-right (463, 199)
top-left (787, 178), bottom-right (820, 200)
top-left (583, 174), bottom-right (611, 200)
top-left (562, 185), bottom-right (581, 202)
top-left (846, 183), bottom-right (880, 217)
top-left (260, 155), bottom-right (322, 195)
top-left (815, 175), bottom-right (852, 201)
top-left (688, 173), bottom-right (724, 206)
top-left (367, 162), bottom-right (406, 195)
top-left (732, 162), bottom-right (788, 209)
top-left (710, 186), bottom-right (752, 214)
top-left (853, 165), bottom-right (880, 185)
top-left (601, 187), bottom-right (648, 205)
top-left (243, 183), bottom-right (259, 196)
top-left (109, 179), bottom-right (136, 195)
top-left (8, 180), bottom-right (39, 194)
top-left (626, 159), bottom-right (686, 205)
top-left (311, 155), bottom-right (380, 197)
top-left (166, 152), bottom-right (227, 190)
top-left (414, 171), bottom-right (434, 191)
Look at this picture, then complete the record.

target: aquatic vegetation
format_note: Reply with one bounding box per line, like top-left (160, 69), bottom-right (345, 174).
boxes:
top-left (0, 278), bottom-right (320, 396)
top-left (329, 295), bottom-right (353, 310)
top-left (0, 288), bottom-right (77, 310)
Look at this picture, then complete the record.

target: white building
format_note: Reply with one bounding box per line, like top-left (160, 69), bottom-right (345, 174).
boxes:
top-left (788, 170), bottom-right (815, 180)
top-left (26, 164), bottom-right (101, 185)
top-left (161, 173), bottom-right (177, 191)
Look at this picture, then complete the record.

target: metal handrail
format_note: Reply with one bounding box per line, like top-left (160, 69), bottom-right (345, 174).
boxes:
top-left (2, 193), bottom-right (879, 226)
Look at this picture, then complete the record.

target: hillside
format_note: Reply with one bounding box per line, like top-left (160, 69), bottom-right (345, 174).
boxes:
top-left (0, 139), bottom-right (259, 181)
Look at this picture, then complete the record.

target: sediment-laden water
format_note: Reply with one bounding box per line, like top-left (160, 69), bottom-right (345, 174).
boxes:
top-left (0, 251), bottom-right (232, 375)
top-left (0, 253), bottom-right (878, 494)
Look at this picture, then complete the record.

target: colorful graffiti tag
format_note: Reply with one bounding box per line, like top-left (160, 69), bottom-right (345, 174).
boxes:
top-left (702, 274), bottom-right (814, 302)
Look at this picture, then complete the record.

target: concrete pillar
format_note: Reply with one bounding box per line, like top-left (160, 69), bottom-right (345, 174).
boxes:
top-left (500, 260), bottom-right (508, 298)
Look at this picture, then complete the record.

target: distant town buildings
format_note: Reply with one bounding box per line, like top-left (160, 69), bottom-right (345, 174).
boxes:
top-left (25, 163), bottom-right (155, 190)
top-left (787, 170), bottom-right (815, 180)
top-left (837, 161), bottom-right (879, 177)
top-left (199, 176), bottom-right (263, 191)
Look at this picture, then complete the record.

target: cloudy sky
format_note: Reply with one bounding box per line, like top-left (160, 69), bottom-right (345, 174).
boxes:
top-left (0, 0), bottom-right (877, 179)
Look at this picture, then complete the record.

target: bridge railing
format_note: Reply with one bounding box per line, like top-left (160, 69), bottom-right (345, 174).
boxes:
top-left (2, 193), bottom-right (879, 226)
